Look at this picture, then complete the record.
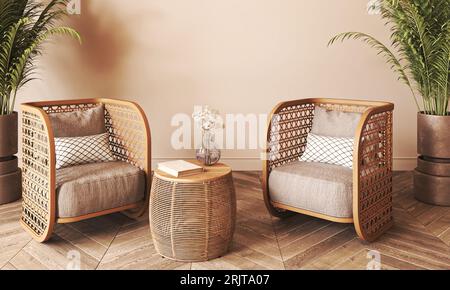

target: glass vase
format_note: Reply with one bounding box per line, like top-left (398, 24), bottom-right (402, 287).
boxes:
top-left (196, 130), bottom-right (221, 166)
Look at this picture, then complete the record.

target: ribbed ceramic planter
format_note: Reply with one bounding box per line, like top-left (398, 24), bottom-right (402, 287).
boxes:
top-left (414, 113), bottom-right (450, 206)
top-left (0, 112), bottom-right (21, 205)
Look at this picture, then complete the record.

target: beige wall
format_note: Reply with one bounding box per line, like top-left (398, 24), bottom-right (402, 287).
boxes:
top-left (18, 0), bottom-right (418, 170)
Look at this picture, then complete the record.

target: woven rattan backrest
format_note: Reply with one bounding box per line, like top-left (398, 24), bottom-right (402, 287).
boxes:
top-left (267, 100), bottom-right (370, 173)
top-left (37, 101), bottom-right (146, 170)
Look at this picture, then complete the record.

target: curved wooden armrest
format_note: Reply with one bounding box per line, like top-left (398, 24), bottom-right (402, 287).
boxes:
top-left (262, 99), bottom-right (316, 216)
top-left (263, 99), bottom-right (316, 172)
top-left (353, 103), bottom-right (394, 241)
top-left (99, 98), bottom-right (152, 218)
top-left (20, 104), bottom-right (56, 243)
top-left (100, 99), bottom-right (151, 170)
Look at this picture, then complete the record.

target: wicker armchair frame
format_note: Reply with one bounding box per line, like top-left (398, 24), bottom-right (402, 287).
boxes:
top-left (21, 98), bottom-right (151, 242)
top-left (262, 98), bottom-right (394, 242)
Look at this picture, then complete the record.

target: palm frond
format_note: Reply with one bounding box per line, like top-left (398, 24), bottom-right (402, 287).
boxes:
top-left (0, 0), bottom-right (26, 37)
top-left (328, 32), bottom-right (421, 111)
top-left (330, 0), bottom-right (450, 115)
top-left (0, 18), bottom-right (29, 114)
top-left (7, 26), bottom-right (80, 112)
top-left (0, 0), bottom-right (81, 115)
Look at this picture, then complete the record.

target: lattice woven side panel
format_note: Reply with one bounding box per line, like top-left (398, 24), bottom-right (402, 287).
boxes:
top-left (150, 175), bottom-right (236, 262)
top-left (357, 110), bottom-right (393, 240)
top-left (268, 103), bottom-right (315, 173)
top-left (104, 103), bottom-right (147, 170)
top-left (21, 110), bottom-right (52, 237)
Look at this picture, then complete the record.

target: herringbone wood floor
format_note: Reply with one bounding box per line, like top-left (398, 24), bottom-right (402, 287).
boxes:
top-left (0, 172), bottom-right (449, 270)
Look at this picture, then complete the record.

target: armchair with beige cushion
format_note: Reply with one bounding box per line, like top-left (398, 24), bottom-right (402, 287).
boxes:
top-left (21, 98), bottom-right (151, 242)
top-left (262, 98), bottom-right (394, 242)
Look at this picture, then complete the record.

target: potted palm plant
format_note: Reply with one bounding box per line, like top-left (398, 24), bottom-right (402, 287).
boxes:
top-left (329, 0), bottom-right (450, 206)
top-left (0, 0), bottom-right (80, 204)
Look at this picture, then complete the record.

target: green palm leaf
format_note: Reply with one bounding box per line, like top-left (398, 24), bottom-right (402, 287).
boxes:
top-left (0, 0), bottom-right (81, 115)
top-left (328, 32), bottom-right (421, 111)
top-left (329, 0), bottom-right (450, 116)
top-left (0, 18), bottom-right (29, 114)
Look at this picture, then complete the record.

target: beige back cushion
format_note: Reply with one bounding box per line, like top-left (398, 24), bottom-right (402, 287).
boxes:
top-left (311, 106), bottom-right (362, 138)
top-left (48, 105), bottom-right (106, 137)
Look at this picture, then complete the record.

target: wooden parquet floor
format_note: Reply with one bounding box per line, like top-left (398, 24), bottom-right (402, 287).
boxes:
top-left (0, 172), bottom-right (449, 270)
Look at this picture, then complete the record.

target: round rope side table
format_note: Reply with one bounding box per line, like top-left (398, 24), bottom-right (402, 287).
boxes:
top-left (150, 161), bottom-right (236, 262)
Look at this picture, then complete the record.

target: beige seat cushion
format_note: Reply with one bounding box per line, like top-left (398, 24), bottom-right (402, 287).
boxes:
top-left (49, 105), bottom-right (106, 138)
top-left (56, 161), bottom-right (145, 218)
top-left (269, 161), bottom-right (353, 218)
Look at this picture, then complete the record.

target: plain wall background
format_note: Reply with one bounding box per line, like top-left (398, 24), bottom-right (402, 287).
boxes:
top-left (18, 0), bottom-right (418, 170)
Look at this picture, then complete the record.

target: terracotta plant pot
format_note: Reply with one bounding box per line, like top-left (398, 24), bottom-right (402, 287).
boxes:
top-left (0, 112), bottom-right (21, 205)
top-left (414, 113), bottom-right (450, 206)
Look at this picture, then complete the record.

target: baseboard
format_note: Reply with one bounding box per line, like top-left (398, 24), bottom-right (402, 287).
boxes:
top-left (152, 157), bottom-right (417, 171)
top-left (393, 157), bottom-right (417, 171)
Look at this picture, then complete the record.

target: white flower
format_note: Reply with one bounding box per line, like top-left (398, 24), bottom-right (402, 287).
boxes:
top-left (193, 106), bottom-right (220, 131)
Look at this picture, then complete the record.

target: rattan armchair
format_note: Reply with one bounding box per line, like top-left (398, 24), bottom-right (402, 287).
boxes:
top-left (21, 98), bottom-right (151, 242)
top-left (262, 98), bottom-right (394, 242)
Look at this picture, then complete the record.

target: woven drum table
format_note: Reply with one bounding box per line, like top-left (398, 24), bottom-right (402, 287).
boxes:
top-left (150, 162), bottom-right (236, 262)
